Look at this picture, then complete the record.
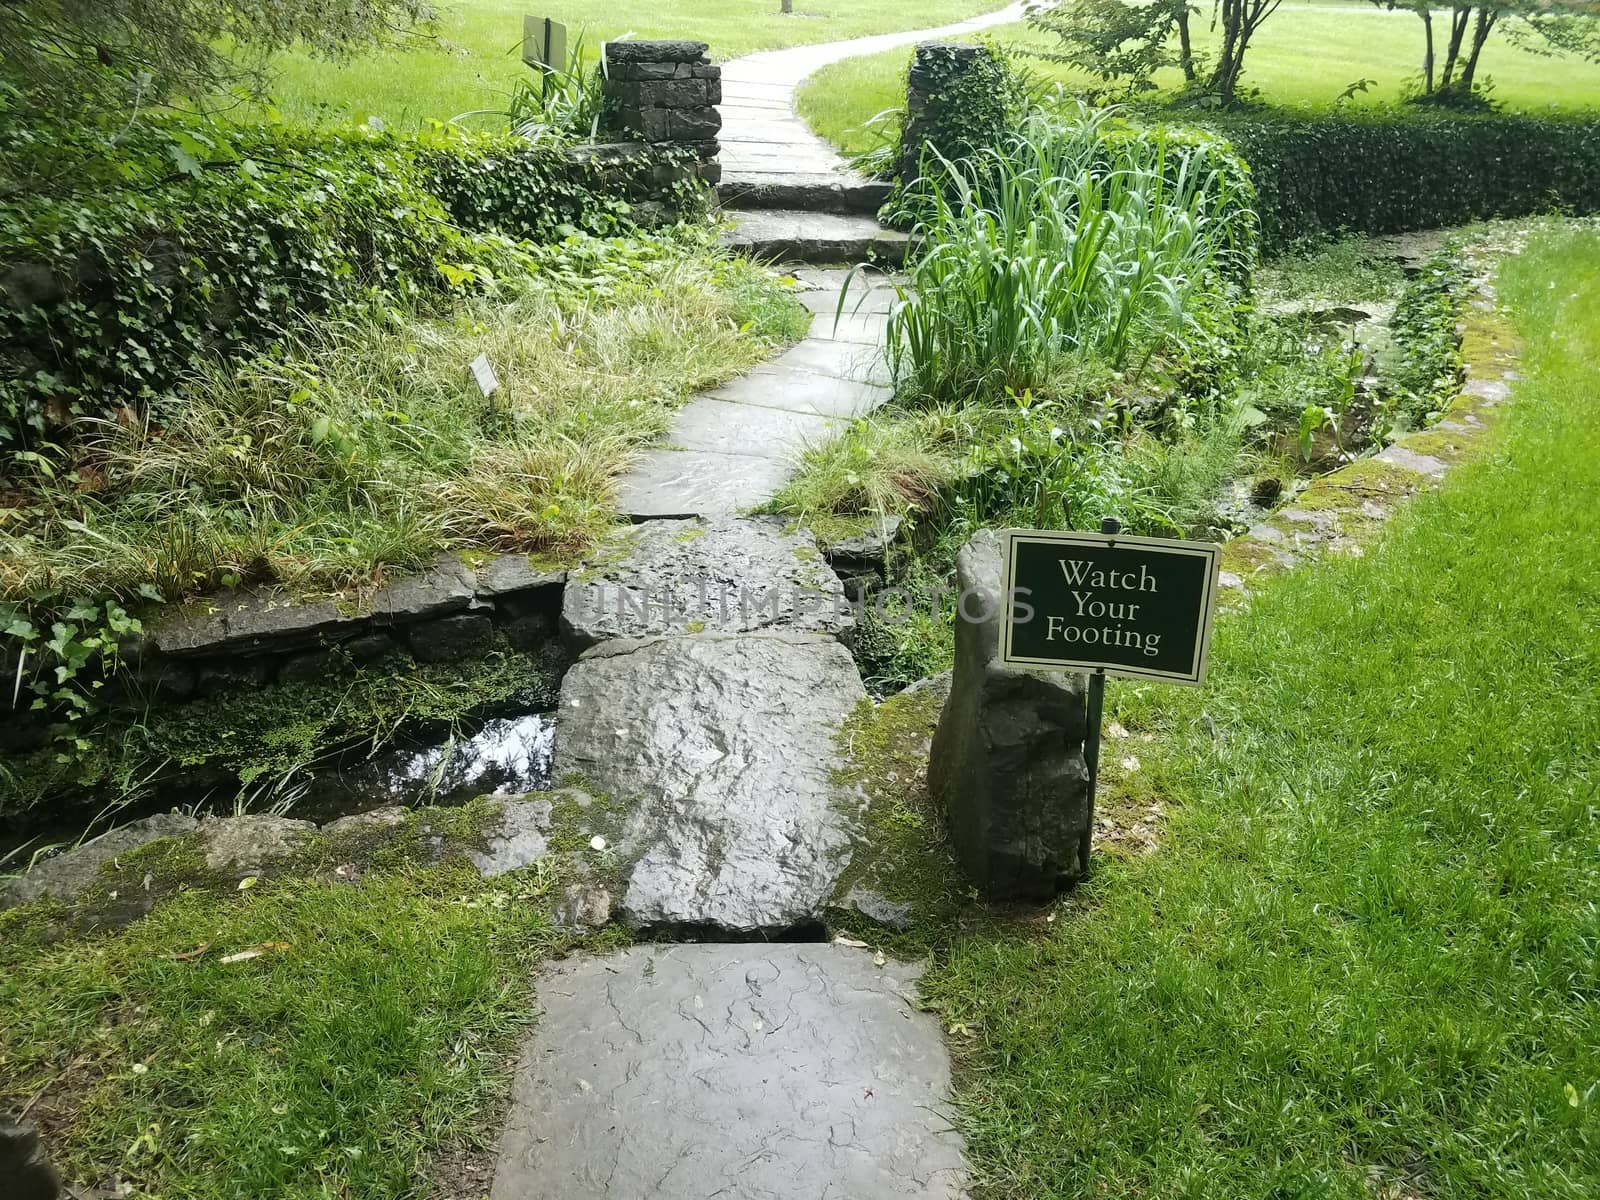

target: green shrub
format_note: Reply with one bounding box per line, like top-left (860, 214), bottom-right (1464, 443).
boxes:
top-left (0, 120), bottom-right (703, 460)
top-left (1194, 110), bottom-right (1600, 249)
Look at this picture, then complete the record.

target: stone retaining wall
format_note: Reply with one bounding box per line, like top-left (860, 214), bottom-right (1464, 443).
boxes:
top-left (125, 553), bottom-right (566, 704)
top-left (602, 41), bottom-right (722, 185)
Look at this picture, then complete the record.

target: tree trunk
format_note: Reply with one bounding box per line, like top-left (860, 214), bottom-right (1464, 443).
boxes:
top-left (1457, 8), bottom-right (1496, 93)
top-left (1421, 8), bottom-right (1435, 94)
top-left (1177, 5), bottom-right (1196, 84)
top-left (1211, 0), bottom-right (1243, 104)
top-left (781, 0), bottom-right (792, 12)
top-left (1439, 5), bottom-right (1472, 90)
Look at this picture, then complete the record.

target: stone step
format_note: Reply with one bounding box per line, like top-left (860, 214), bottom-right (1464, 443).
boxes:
top-left (717, 171), bottom-right (892, 215)
top-left (488, 945), bottom-right (968, 1199)
top-left (554, 630), bottom-right (867, 935)
top-left (723, 209), bottom-right (909, 266)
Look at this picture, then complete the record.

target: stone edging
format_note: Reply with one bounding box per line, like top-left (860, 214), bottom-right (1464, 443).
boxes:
top-left (1219, 274), bottom-right (1519, 604)
top-left (128, 552), bottom-right (566, 703)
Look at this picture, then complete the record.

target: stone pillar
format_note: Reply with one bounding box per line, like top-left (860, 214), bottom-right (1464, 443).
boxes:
top-left (602, 41), bottom-right (722, 185)
top-left (1, 1121), bottom-right (63, 1200)
top-left (928, 529), bottom-right (1091, 899)
top-left (900, 41), bottom-right (1004, 184)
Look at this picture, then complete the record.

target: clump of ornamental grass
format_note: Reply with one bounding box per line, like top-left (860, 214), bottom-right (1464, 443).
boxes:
top-left (872, 103), bottom-right (1252, 406)
top-left (0, 242), bottom-right (805, 604)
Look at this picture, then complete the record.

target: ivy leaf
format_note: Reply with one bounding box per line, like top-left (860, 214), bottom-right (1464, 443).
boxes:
top-left (170, 145), bottom-right (204, 179)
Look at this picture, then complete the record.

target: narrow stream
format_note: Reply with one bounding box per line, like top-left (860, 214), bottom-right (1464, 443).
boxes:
top-left (1, 709), bottom-right (558, 868)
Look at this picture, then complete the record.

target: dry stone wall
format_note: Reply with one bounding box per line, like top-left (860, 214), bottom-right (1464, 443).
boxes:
top-left (602, 41), bottom-right (722, 185)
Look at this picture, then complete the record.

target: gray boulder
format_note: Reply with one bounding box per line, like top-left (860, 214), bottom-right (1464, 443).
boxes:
top-left (0, 1122), bottom-right (61, 1200)
top-left (0, 813), bottom-right (199, 910)
top-left (561, 516), bottom-right (853, 649)
top-left (554, 631), bottom-right (867, 934)
top-left (929, 529), bottom-right (1090, 899)
top-left (200, 815), bottom-right (316, 876)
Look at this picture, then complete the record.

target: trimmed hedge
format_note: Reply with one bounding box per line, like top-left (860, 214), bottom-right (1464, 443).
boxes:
top-left (1195, 110), bottom-right (1600, 250)
top-left (0, 123), bottom-right (701, 457)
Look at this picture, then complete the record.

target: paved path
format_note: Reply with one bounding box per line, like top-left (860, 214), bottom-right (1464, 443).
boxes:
top-left (491, 945), bottom-right (967, 1199)
top-left (617, 267), bottom-right (897, 519)
top-left (719, 3), bottom-right (1028, 180)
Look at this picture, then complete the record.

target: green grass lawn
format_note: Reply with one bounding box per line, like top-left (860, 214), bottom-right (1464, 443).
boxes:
top-left (799, 4), bottom-right (1600, 157)
top-left (0, 807), bottom-right (582, 1199)
top-left (919, 223), bottom-right (1600, 1197)
top-left (258, 0), bottom-right (1009, 129)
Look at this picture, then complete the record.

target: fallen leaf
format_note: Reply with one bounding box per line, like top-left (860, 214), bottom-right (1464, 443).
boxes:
top-left (219, 941), bottom-right (291, 964)
top-left (236, 876), bottom-right (258, 891)
top-left (873, 950), bottom-right (886, 967)
top-left (1107, 721), bottom-right (1130, 740)
top-left (833, 935), bottom-right (869, 949)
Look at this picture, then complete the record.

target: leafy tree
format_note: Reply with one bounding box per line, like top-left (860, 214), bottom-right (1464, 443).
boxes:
top-left (0, 0), bottom-right (434, 115)
top-left (1028, 0), bottom-right (1282, 105)
top-left (1027, 0), bottom-right (1200, 95)
top-left (1375, 0), bottom-right (1600, 104)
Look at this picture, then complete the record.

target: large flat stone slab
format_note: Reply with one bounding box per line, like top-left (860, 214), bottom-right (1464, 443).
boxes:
top-left (490, 944), bottom-right (967, 1200)
top-left (724, 366), bottom-right (892, 419)
top-left (668, 395), bottom-right (842, 458)
top-left (616, 447), bottom-right (796, 519)
top-left (563, 516), bottom-right (852, 648)
top-left (554, 632), bottom-right (867, 933)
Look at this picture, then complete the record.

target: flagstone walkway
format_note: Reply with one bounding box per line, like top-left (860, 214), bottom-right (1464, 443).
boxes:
top-left (718, 3), bottom-right (1028, 182)
top-left (617, 267), bottom-right (897, 518)
top-left (487, 14), bottom-right (1040, 1199)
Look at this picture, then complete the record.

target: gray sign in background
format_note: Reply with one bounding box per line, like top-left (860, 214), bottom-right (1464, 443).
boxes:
top-left (1001, 529), bottom-right (1222, 685)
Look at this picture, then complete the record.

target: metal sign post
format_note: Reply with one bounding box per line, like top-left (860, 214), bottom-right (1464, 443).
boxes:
top-left (1000, 517), bottom-right (1221, 876)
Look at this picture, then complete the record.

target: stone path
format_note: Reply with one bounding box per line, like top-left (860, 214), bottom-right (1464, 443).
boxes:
top-left (511, 15), bottom-right (1039, 1195)
top-left (617, 267), bottom-right (897, 519)
top-left (490, 945), bottom-right (966, 1200)
top-left (718, 3), bottom-right (1028, 182)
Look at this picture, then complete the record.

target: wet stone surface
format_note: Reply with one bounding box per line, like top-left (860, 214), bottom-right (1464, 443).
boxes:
top-left (561, 516), bottom-right (853, 649)
top-left (554, 631), bottom-right (867, 935)
top-left (489, 944), bottom-right (967, 1200)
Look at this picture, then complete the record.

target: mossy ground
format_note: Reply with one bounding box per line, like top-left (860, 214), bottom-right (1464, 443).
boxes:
top-left (0, 787), bottom-right (638, 1200)
top-left (828, 685), bottom-right (981, 955)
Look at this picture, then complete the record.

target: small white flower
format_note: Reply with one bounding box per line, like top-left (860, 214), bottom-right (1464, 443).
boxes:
top-left (589, 835), bottom-right (608, 852)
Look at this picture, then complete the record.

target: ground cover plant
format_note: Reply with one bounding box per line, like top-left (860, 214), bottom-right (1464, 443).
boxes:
top-left (917, 222), bottom-right (1600, 1200)
top-left (3, 228), bottom-right (803, 605)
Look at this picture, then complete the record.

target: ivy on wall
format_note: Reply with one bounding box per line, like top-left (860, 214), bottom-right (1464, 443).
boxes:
top-left (0, 121), bottom-right (705, 458)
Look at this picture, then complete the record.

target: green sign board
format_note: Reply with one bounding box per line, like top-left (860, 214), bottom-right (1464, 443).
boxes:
top-left (1000, 528), bottom-right (1222, 686)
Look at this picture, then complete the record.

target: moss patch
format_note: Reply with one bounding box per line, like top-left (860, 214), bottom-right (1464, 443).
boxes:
top-left (828, 685), bottom-right (971, 954)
